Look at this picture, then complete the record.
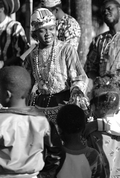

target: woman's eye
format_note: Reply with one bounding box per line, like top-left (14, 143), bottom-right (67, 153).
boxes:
top-left (38, 29), bottom-right (45, 33)
top-left (49, 27), bottom-right (54, 31)
top-left (39, 30), bottom-right (44, 33)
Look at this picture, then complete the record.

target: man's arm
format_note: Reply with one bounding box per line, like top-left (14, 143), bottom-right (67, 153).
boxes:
top-left (65, 44), bottom-right (90, 112)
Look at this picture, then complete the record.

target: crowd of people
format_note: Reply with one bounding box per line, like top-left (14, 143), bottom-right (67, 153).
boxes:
top-left (0, 0), bottom-right (120, 177)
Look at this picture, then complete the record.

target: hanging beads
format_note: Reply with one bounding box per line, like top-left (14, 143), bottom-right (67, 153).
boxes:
top-left (33, 40), bottom-right (57, 107)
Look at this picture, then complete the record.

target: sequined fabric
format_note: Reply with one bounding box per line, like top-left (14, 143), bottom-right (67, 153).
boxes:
top-left (26, 40), bottom-right (88, 96)
top-left (57, 14), bottom-right (81, 50)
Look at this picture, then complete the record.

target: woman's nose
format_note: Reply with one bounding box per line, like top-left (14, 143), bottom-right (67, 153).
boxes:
top-left (45, 29), bottom-right (50, 35)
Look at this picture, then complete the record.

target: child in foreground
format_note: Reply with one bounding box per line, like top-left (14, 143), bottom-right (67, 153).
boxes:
top-left (56, 104), bottom-right (105, 178)
top-left (0, 66), bottom-right (63, 178)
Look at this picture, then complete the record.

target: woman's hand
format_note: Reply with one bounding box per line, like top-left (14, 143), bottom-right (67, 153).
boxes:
top-left (69, 87), bottom-right (90, 111)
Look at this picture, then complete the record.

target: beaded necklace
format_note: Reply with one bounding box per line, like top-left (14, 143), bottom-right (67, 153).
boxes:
top-left (33, 41), bottom-right (56, 107)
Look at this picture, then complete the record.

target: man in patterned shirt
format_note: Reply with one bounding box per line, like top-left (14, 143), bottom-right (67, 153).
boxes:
top-left (40, 0), bottom-right (81, 51)
top-left (0, 0), bottom-right (28, 68)
top-left (85, 0), bottom-right (120, 94)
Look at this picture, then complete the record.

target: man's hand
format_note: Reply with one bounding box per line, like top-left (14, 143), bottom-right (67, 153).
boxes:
top-left (69, 87), bottom-right (90, 111)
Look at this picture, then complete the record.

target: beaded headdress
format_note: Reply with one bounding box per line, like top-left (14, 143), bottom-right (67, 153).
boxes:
top-left (41, 0), bottom-right (61, 8)
top-left (31, 8), bottom-right (56, 31)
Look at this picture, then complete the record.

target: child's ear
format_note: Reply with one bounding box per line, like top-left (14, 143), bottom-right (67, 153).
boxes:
top-left (55, 7), bottom-right (59, 13)
top-left (6, 90), bottom-right (12, 102)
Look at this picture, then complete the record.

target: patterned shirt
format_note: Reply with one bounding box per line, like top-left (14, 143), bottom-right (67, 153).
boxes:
top-left (57, 13), bottom-right (81, 50)
top-left (88, 131), bottom-right (120, 178)
top-left (57, 146), bottom-right (105, 178)
top-left (26, 40), bottom-right (88, 95)
top-left (0, 16), bottom-right (28, 64)
top-left (85, 31), bottom-right (120, 78)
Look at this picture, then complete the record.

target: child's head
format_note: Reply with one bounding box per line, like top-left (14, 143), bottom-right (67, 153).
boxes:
top-left (31, 8), bottom-right (57, 46)
top-left (0, 66), bottom-right (31, 107)
top-left (90, 91), bottom-right (120, 119)
top-left (57, 104), bottom-right (86, 142)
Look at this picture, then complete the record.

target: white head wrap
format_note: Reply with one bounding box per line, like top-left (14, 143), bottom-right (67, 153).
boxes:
top-left (31, 8), bottom-right (56, 31)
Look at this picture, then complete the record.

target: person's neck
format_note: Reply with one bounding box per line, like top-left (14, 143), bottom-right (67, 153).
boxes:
top-left (64, 142), bottom-right (86, 150)
top-left (57, 10), bottom-right (65, 20)
top-left (8, 99), bottom-right (27, 110)
top-left (39, 40), bottom-right (55, 49)
top-left (63, 134), bottom-right (86, 150)
top-left (39, 41), bottom-right (54, 49)
top-left (109, 22), bottom-right (120, 35)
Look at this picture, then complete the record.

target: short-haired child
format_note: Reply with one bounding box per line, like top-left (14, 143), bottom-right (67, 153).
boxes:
top-left (0, 66), bottom-right (62, 178)
top-left (56, 104), bottom-right (105, 178)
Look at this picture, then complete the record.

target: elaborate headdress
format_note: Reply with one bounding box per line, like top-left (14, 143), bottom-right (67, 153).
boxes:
top-left (31, 8), bottom-right (56, 31)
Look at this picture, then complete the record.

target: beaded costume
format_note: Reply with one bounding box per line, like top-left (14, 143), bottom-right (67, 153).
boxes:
top-left (26, 39), bottom-right (88, 107)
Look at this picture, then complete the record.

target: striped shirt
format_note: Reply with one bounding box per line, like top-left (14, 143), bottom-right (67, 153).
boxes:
top-left (0, 16), bottom-right (28, 63)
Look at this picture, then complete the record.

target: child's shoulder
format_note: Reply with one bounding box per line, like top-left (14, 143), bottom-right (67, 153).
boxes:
top-left (0, 106), bottom-right (47, 123)
top-left (0, 106), bottom-right (45, 117)
top-left (85, 146), bottom-right (101, 162)
top-left (0, 106), bottom-right (49, 130)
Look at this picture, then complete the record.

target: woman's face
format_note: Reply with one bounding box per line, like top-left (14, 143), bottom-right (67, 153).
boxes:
top-left (36, 25), bottom-right (57, 47)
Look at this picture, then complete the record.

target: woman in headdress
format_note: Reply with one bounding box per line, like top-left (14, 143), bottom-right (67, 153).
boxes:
top-left (25, 8), bottom-right (89, 111)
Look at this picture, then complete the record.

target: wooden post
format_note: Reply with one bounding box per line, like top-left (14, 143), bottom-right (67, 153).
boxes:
top-left (74, 0), bottom-right (92, 66)
top-left (68, 0), bottom-right (71, 15)
top-left (25, 0), bottom-right (33, 44)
